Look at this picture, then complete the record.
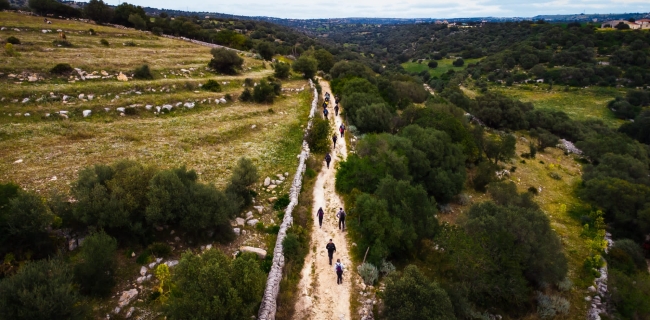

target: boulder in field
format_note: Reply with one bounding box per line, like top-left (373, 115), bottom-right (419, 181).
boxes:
top-left (82, 110), bottom-right (91, 117)
top-left (239, 246), bottom-right (267, 259)
top-left (263, 177), bottom-right (271, 186)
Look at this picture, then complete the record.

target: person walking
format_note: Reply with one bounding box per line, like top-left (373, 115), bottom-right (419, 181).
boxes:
top-left (326, 239), bottom-right (336, 265)
top-left (325, 153), bottom-right (332, 169)
top-left (332, 134), bottom-right (338, 148)
top-left (334, 104), bottom-right (339, 117)
top-left (339, 124), bottom-right (345, 138)
top-left (323, 108), bottom-right (329, 119)
top-left (336, 207), bottom-right (346, 231)
top-left (334, 259), bottom-right (345, 284)
top-left (316, 207), bottom-right (325, 228)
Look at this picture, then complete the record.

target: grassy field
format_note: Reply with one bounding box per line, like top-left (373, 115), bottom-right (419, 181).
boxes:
top-left (492, 84), bottom-right (626, 128)
top-left (0, 12), bottom-right (312, 196)
top-left (402, 58), bottom-right (482, 78)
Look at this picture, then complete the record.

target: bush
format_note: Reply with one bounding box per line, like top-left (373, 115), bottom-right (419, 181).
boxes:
top-left (273, 193), bottom-right (290, 211)
top-left (202, 79), bottom-right (221, 92)
top-left (380, 260), bottom-right (396, 276)
top-left (4, 43), bottom-right (17, 56)
top-left (427, 61), bottom-right (438, 68)
top-left (239, 88), bottom-right (253, 102)
top-left (453, 58), bottom-right (465, 67)
top-left (50, 63), bottom-right (73, 74)
top-left (133, 64), bottom-right (153, 80)
top-left (208, 48), bottom-right (243, 74)
top-left (292, 55), bottom-right (318, 79)
top-left (100, 38), bottom-right (109, 46)
top-left (306, 117), bottom-right (331, 153)
top-left (252, 78), bottom-right (281, 103)
top-left (74, 231), bottom-right (117, 297)
top-left (282, 233), bottom-right (302, 262)
top-left (148, 242), bottom-right (172, 257)
top-left (3, 190), bottom-right (55, 257)
top-left (123, 41), bottom-right (137, 47)
top-left (84, 0), bottom-right (113, 24)
top-left (607, 239), bottom-right (647, 275)
top-left (536, 292), bottom-right (570, 319)
top-left (165, 249), bottom-right (265, 319)
top-left (549, 172), bottom-right (562, 180)
top-left (384, 265), bottom-right (456, 320)
top-left (88, 28), bottom-right (96, 35)
top-left (355, 103), bottom-right (392, 133)
top-left (0, 259), bottom-right (87, 319)
top-left (556, 277), bottom-right (573, 292)
top-left (0, 0), bottom-right (10, 10)
top-left (273, 61), bottom-right (290, 79)
top-left (6, 36), bottom-right (20, 45)
top-left (357, 262), bottom-right (379, 285)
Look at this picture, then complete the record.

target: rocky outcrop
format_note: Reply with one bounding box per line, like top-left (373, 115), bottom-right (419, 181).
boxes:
top-left (257, 80), bottom-right (318, 320)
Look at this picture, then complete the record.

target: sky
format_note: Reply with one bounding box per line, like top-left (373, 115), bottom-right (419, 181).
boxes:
top-left (101, 0), bottom-right (650, 19)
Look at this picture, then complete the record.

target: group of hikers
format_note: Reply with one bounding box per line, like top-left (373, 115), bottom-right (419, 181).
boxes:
top-left (322, 92), bottom-right (346, 169)
top-left (320, 92), bottom-right (348, 284)
top-left (322, 92), bottom-right (340, 119)
top-left (319, 207), bottom-right (347, 284)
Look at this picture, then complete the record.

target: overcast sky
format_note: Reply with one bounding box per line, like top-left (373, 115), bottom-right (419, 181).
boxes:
top-left (101, 0), bottom-right (649, 19)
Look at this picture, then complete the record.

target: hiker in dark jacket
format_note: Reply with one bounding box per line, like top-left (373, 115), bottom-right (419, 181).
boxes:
top-left (336, 207), bottom-right (346, 231)
top-left (339, 124), bottom-right (345, 137)
top-left (323, 108), bottom-right (329, 119)
top-left (332, 134), bottom-right (338, 148)
top-left (316, 207), bottom-right (325, 228)
top-left (326, 239), bottom-right (336, 265)
top-left (334, 259), bottom-right (345, 284)
top-left (325, 153), bottom-right (332, 169)
top-left (334, 104), bottom-right (339, 116)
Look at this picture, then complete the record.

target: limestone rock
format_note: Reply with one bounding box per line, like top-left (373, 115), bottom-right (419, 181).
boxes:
top-left (117, 72), bottom-right (128, 81)
top-left (219, 98), bottom-right (227, 103)
top-left (235, 217), bottom-right (245, 226)
top-left (246, 219), bottom-right (259, 226)
top-left (268, 197), bottom-right (277, 203)
top-left (254, 206), bottom-right (264, 214)
top-left (264, 177), bottom-right (271, 186)
top-left (245, 211), bottom-right (253, 219)
top-left (165, 260), bottom-right (179, 268)
top-left (233, 228), bottom-right (241, 236)
top-left (68, 239), bottom-right (77, 251)
top-left (139, 266), bottom-right (147, 276)
top-left (239, 246), bottom-right (267, 259)
top-left (118, 289), bottom-right (138, 308)
top-left (183, 102), bottom-right (195, 109)
top-left (116, 107), bottom-right (125, 113)
top-left (82, 110), bottom-right (91, 117)
top-left (268, 185), bottom-right (277, 190)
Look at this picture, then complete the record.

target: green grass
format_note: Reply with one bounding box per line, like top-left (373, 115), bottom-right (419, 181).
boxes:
top-left (402, 58), bottom-right (482, 78)
top-left (492, 84), bottom-right (626, 128)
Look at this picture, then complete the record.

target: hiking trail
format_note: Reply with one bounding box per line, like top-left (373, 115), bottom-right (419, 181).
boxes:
top-left (293, 80), bottom-right (351, 320)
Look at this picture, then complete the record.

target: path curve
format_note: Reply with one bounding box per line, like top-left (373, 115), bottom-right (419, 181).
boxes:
top-left (293, 80), bottom-right (351, 320)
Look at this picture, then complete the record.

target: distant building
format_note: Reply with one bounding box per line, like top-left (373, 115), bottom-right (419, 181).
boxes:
top-left (601, 20), bottom-right (641, 29)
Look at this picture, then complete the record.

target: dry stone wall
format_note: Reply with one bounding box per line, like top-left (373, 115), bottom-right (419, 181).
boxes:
top-left (257, 80), bottom-right (318, 320)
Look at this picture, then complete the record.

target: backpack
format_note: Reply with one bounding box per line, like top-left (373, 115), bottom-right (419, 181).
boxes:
top-left (336, 263), bottom-right (342, 272)
top-left (339, 210), bottom-right (346, 218)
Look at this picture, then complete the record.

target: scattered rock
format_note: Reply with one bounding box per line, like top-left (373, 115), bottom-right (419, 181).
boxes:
top-left (284, 172), bottom-right (289, 176)
top-left (239, 246), bottom-right (267, 259)
top-left (246, 219), bottom-right (259, 226)
top-left (68, 239), bottom-right (77, 251)
top-left (254, 206), bottom-right (264, 214)
top-left (206, 244), bottom-right (212, 250)
top-left (116, 107), bottom-right (125, 113)
top-left (13, 159), bottom-right (23, 164)
top-left (21, 98), bottom-right (29, 103)
top-left (117, 289), bottom-right (138, 308)
top-left (183, 102), bottom-right (195, 109)
top-left (165, 260), bottom-right (179, 268)
top-left (117, 72), bottom-right (129, 81)
top-left (268, 185), bottom-right (277, 190)
top-left (268, 197), bottom-right (277, 203)
top-left (245, 211), bottom-right (254, 219)
top-left (264, 177), bottom-right (271, 186)
top-left (233, 228), bottom-right (241, 236)
top-left (235, 217), bottom-right (245, 226)
top-left (125, 307), bottom-right (135, 318)
top-left (82, 110), bottom-right (91, 117)
top-left (139, 266), bottom-right (147, 276)
top-left (219, 98), bottom-right (227, 103)
top-left (251, 124), bottom-right (256, 129)
top-left (78, 94), bottom-right (85, 99)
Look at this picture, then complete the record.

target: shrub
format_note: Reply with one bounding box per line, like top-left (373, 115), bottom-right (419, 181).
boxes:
top-left (252, 78), bottom-right (280, 103)
top-left (453, 58), bottom-right (465, 67)
top-left (50, 63), bottom-right (73, 74)
top-left (428, 61), bottom-right (438, 68)
top-left (549, 172), bottom-right (562, 180)
top-left (83, 0), bottom-right (113, 24)
top-left (244, 78), bottom-right (254, 87)
top-left (4, 43), bottom-right (17, 56)
top-left (557, 277), bottom-right (573, 292)
top-left (53, 39), bottom-right (73, 47)
top-left (0, 259), bottom-right (87, 319)
top-left (133, 64), bottom-right (153, 80)
top-left (165, 249), bottom-right (265, 319)
top-left (239, 88), bottom-right (253, 102)
top-left (292, 55), bottom-right (318, 79)
top-left (355, 103), bottom-right (392, 133)
top-left (528, 186), bottom-right (539, 194)
top-left (380, 260), bottom-right (396, 276)
top-left (384, 265), bottom-right (455, 320)
top-left (74, 231), bottom-right (117, 297)
top-left (273, 61), bottom-right (290, 79)
top-left (6, 36), bottom-right (20, 45)
top-left (282, 233), bottom-right (302, 261)
top-left (0, 0), bottom-right (10, 10)
top-left (100, 38), bottom-right (109, 46)
top-left (536, 292), bottom-right (570, 319)
top-left (148, 242), bottom-right (172, 257)
top-left (3, 190), bottom-right (55, 256)
top-left (273, 193), bottom-right (290, 211)
top-left (306, 117), bottom-right (331, 153)
top-left (151, 27), bottom-right (163, 36)
top-left (88, 28), bottom-right (96, 35)
top-left (357, 262), bottom-right (379, 285)
top-left (208, 48), bottom-right (243, 74)
top-left (202, 79), bottom-right (221, 92)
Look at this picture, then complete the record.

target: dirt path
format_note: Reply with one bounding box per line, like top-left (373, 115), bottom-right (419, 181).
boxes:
top-left (293, 80), bottom-right (351, 320)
